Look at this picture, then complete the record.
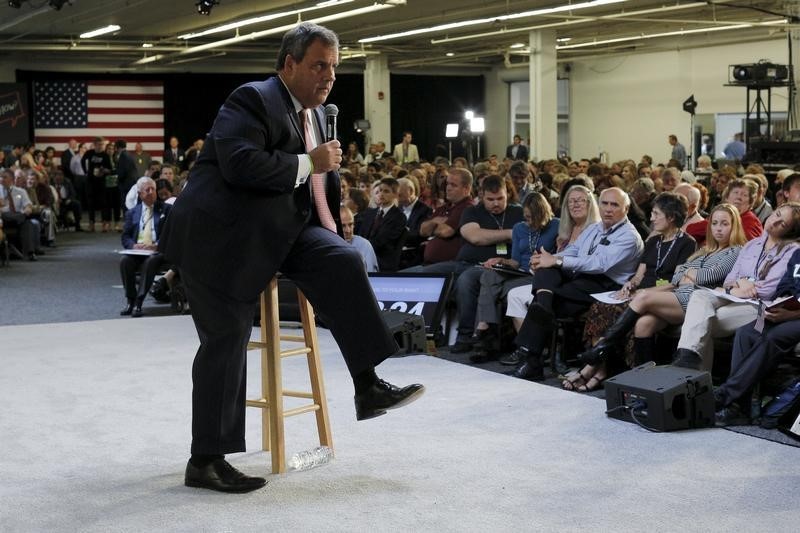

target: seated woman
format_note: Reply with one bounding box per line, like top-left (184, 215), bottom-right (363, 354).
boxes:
top-left (574, 203), bottom-right (747, 390)
top-left (503, 184), bottom-right (600, 341)
top-left (565, 192), bottom-right (697, 391)
top-left (470, 192), bottom-right (559, 362)
top-left (673, 202), bottom-right (800, 370)
top-left (714, 248), bottom-right (800, 426)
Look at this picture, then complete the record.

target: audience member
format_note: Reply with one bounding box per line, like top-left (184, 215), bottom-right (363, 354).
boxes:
top-left (119, 177), bottom-right (171, 318)
top-left (0, 169), bottom-right (40, 260)
top-left (506, 134), bottom-right (528, 161)
top-left (397, 175), bottom-right (432, 269)
top-left (471, 192), bottom-right (560, 363)
top-left (747, 173), bottom-right (773, 225)
top-left (82, 137), bottom-right (113, 232)
top-left (52, 169), bottom-right (82, 231)
top-left (132, 142), bottom-right (152, 178)
top-left (341, 205), bottom-right (378, 272)
top-left (356, 177), bottom-right (406, 271)
top-left (723, 178), bottom-right (763, 240)
top-left (508, 187), bottom-right (643, 381)
top-left (415, 167), bottom-right (473, 266)
top-left (675, 183), bottom-right (706, 246)
top-left (673, 203), bottom-right (800, 371)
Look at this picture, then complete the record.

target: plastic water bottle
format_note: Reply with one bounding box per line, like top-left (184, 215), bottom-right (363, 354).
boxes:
top-left (287, 446), bottom-right (334, 471)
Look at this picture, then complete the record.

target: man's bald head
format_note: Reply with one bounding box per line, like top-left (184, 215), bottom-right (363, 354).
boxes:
top-left (674, 183), bottom-right (700, 215)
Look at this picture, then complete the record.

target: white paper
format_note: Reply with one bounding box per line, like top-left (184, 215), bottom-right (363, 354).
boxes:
top-left (699, 286), bottom-right (759, 305)
top-left (117, 249), bottom-right (157, 256)
top-left (591, 290), bottom-right (629, 304)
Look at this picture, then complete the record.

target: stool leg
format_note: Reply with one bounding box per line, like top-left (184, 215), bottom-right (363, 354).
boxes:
top-left (265, 279), bottom-right (286, 474)
top-left (297, 289), bottom-right (333, 450)
top-left (258, 290), bottom-right (271, 453)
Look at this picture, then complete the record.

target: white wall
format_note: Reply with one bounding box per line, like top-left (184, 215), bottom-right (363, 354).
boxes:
top-left (570, 38), bottom-right (789, 163)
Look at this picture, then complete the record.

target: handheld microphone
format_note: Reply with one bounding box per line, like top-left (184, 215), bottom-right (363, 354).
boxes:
top-left (324, 104), bottom-right (338, 142)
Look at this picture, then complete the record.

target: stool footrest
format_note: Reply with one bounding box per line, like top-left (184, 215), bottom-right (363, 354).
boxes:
top-left (279, 347), bottom-right (312, 358)
top-left (246, 399), bottom-right (269, 408)
top-left (283, 389), bottom-right (313, 399)
top-left (284, 404), bottom-right (321, 417)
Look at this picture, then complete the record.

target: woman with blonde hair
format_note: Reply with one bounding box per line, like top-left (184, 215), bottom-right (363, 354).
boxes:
top-left (568, 203), bottom-right (747, 391)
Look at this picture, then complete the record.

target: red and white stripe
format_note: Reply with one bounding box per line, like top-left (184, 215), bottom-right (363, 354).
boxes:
top-left (34, 80), bottom-right (165, 156)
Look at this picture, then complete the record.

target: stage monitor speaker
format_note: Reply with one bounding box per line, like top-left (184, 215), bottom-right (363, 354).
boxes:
top-left (382, 310), bottom-right (427, 355)
top-left (605, 364), bottom-right (715, 432)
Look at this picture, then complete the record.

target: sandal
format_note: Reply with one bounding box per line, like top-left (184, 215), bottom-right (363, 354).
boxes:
top-left (562, 367), bottom-right (593, 391)
top-left (577, 373), bottom-right (606, 392)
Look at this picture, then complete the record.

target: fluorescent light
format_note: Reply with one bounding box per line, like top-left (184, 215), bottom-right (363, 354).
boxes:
top-left (170, 2), bottom-right (404, 59)
top-left (556, 37), bottom-right (572, 43)
top-left (430, 2), bottom-right (705, 45)
top-left (142, 43), bottom-right (153, 48)
top-left (359, 0), bottom-right (627, 43)
top-left (80, 25), bottom-right (121, 39)
top-left (178, 0), bottom-right (354, 40)
top-left (557, 20), bottom-right (786, 49)
top-left (133, 54), bottom-right (164, 65)
top-left (510, 43), bottom-right (525, 49)
top-left (445, 52), bottom-right (454, 57)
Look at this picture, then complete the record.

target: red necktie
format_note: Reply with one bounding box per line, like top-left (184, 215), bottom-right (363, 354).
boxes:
top-left (301, 109), bottom-right (336, 233)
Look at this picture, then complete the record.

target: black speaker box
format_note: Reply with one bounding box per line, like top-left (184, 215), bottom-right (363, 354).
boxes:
top-left (382, 310), bottom-right (427, 355)
top-left (604, 364), bottom-right (715, 431)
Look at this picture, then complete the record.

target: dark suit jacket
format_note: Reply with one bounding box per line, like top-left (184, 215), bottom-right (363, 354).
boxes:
top-left (122, 201), bottom-right (171, 249)
top-left (162, 147), bottom-right (183, 167)
top-left (357, 205), bottom-right (406, 272)
top-left (116, 150), bottom-right (140, 192)
top-left (405, 200), bottom-right (432, 247)
top-left (159, 76), bottom-right (341, 300)
top-left (505, 144), bottom-right (528, 161)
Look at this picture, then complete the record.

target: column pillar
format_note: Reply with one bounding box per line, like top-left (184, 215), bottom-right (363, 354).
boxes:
top-left (528, 29), bottom-right (557, 160)
top-left (364, 54), bottom-right (391, 152)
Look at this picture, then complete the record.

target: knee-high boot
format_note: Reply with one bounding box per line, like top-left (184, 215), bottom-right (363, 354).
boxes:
top-left (632, 336), bottom-right (656, 366)
top-left (578, 307), bottom-right (642, 365)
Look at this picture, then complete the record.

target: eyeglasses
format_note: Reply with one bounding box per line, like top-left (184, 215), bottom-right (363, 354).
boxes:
top-left (567, 198), bottom-right (588, 206)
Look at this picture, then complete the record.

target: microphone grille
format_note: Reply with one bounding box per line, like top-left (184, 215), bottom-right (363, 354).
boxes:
top-left (324, 104), bottom-right (339, 117)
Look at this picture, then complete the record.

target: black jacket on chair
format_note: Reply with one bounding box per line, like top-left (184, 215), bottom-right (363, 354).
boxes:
top-left (158, 77), bottom-right (341, 301)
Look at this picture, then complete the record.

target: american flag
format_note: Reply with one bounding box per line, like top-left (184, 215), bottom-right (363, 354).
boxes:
top-left (33, 80), bottom-right (164, 157)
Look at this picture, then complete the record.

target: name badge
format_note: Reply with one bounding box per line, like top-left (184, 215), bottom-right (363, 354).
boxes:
top-left (496, 243), bottom-right (508, 255)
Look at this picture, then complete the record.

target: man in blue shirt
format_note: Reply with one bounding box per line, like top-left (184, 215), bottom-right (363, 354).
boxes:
top-left (509, 187), bottom-right (644, 380)
top-left (723, 132), bottom-right (746, 161)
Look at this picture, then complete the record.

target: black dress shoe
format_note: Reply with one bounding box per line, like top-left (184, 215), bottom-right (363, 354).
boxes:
top-left (715, 404), bottom-right (751, 427)
top-left (498, 347), bottom-right (527, 366)
top-left (185, 458), bottom-right (267, 493)
top-left (355, 379), bottom-right (425, 421)
top-left (120, 302), bottom-right (134, 316)
top-left (673, 348), bottom-right (703, 370)
top-left (472, 328), bottom-right (498, 352)
top-left (511, 360), bottom-right (544, 381)
top-left (449, 340), bottom-right (475, 353)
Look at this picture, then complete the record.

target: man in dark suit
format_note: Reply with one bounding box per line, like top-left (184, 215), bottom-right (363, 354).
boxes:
top-left (119, 177), bottom-right (170, 317)
top-left (114, 139), bottom-right (140, 213)
top-left (357, 177), bottom-right (407, 271)
top-left (397, 176), bottom-right (432, 269)
top-left (505, 134), bottom-right (528, 161)
top-left (162, 136), bottom-right (183, 167)
top-left (159, 23), bottom-right (424, 494)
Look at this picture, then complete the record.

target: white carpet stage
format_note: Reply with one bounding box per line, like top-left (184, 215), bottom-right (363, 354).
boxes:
top-left (2, 316), bottom-right (799, 532)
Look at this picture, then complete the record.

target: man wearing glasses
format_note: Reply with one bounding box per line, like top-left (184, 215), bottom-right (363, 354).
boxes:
top-left (508, 187), bottom-right (643, 380)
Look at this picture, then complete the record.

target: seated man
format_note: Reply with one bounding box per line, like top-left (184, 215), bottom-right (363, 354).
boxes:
top-left (0, 169), bottom-right (40, 260)
top-left (509, 187), bottom-right (644, 381)
top-left (714, 248), bottom-right (800, 426)
top-left (397, 175), bottom-right (432, 269)
top-left (675, 182), bottom-right (706, 246)
top-left (447, 175), bottom-right (524, 352)
top-left (119, 177), bottom-right (171, 317)
top-left (413, 167), bottom-right (473, 268)
top-left (341, 205), bottom-right (378, 272)
top-left (356, 177), bottom-right (406, 271)
top-left (52, 168), bottom-right (82, 231)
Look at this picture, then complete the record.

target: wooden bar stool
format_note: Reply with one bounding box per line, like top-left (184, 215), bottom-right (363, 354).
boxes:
top-left (245, 277), bottom-right (333, 474)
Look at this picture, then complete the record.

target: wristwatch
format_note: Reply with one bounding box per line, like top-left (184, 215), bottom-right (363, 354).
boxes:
top-left (555, 256), bottom-right (564, 268)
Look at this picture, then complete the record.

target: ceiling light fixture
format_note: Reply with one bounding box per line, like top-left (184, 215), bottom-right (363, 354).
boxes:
top-left (79, 25), bottom-right (121, 39)
top-left (196, 0), bottom-right (218, 16)
top-left (180, 0), bottom-right (353, 39)
top-left (142, 43), bottom-right (154, 48)
top-left (359, 0), bottom-right (627, 43)
top-left (164, 1), bottom-right (405, 61)
top-left (430, 2), bottom-right (706, 45)
top-left (557, 19), bottom-right (787, 49)
top-left (510, 43), bottom-right (525, 48)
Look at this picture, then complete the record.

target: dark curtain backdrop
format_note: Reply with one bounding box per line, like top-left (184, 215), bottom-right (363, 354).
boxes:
top-left (16, 70), bottom-right (484, 161)
top-left (390, 74), bottom-right (484, 162)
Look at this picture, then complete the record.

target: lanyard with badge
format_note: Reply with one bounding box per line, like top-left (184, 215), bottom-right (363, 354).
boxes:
top-left (588, 222), bottom-right (623, 255)
top-left (654, 231), bottom-right (682, 285)
top-left (492, 211), bottom-right (508, 255)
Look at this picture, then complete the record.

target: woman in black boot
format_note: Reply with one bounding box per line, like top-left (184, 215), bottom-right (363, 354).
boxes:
top-left (565, 203), bottom-right (745, 391)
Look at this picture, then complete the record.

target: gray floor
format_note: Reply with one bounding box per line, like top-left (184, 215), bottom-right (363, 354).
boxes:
top-left (3, 316), bottom-right (800, 532)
